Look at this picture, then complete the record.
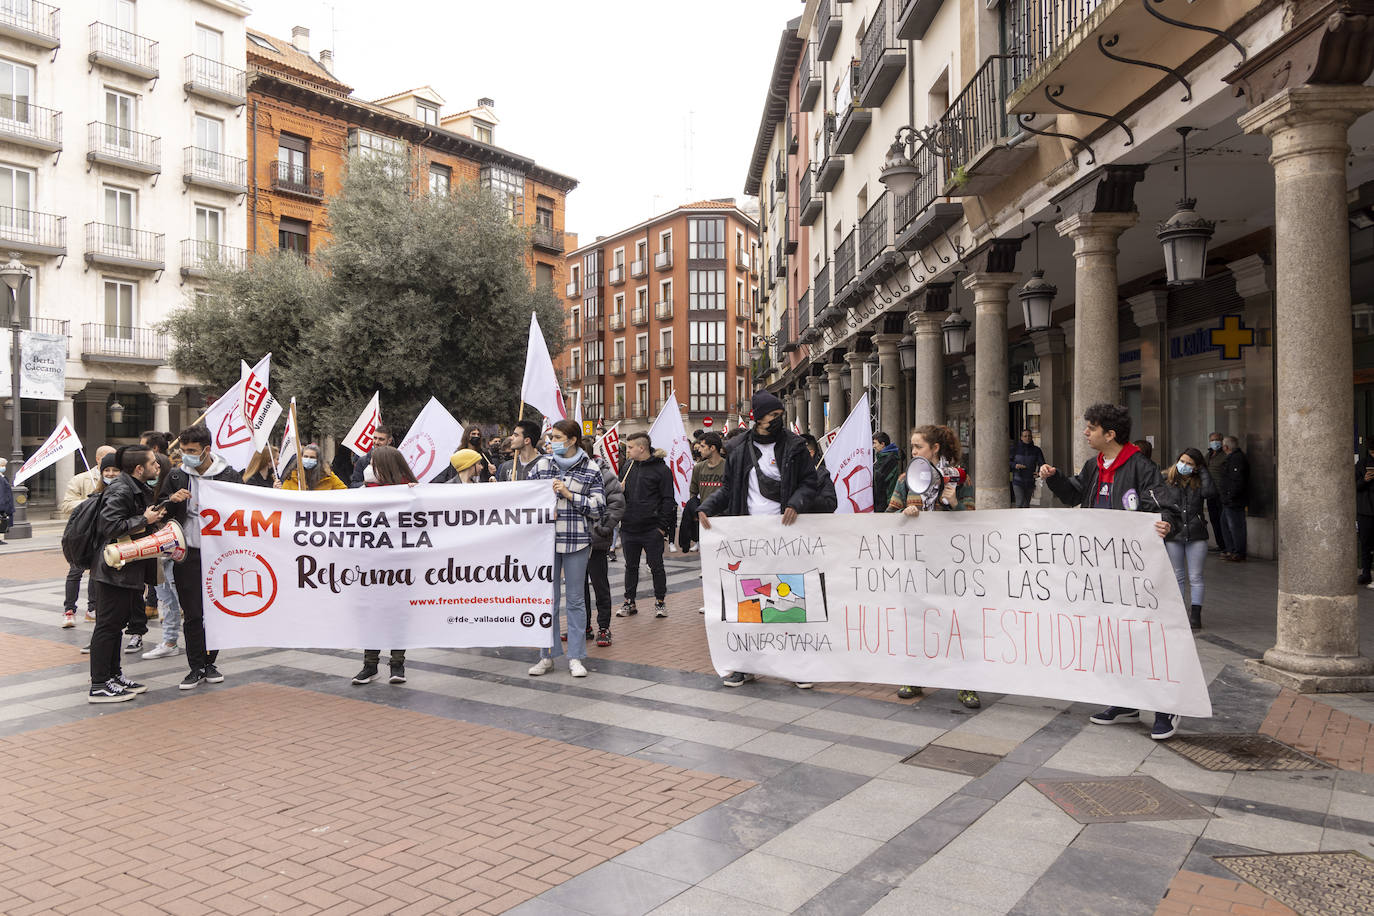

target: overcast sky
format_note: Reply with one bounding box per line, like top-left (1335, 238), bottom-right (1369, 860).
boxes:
top-left (249, 1), bottom-right (803, 240)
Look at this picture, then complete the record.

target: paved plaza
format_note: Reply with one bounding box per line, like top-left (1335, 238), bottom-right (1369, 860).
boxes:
top-left (1, 536), bottom-right (1373, 915)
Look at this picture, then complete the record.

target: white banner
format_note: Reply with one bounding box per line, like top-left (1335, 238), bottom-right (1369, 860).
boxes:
top-left (202, 387), bottom-right (258, 471)
top-left (824, 393), bottom-right (873, 514)
top-left (14, 416), bottom-right (81, 485)
top-left (399, 396), bottom-right (464, 482)
top-left (648, 390), bottom-right (693, 507)
top-left (701, 509), bottom-right (1212, 717)
top-left (344, 391), bottom-right (381, 455)
top-left (238, 353), bottom-right (283, 452)
top-left (0, 331), bottom-right (66, 401)
top-left (199, 480), bottom-right (557, 650)
top-left (520, 311), bottom-right (566, 423)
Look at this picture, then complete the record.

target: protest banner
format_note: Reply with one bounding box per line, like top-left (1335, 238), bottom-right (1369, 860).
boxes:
top-left (344, 391), bottom-right (381, 455)
top-left (202, 387), bottom-right (258, 470)
top-left (701, 509), bottom-right (1212, 717)
top-left (13, 417), bottom-right (81, 486)
top-left (648, 390), bottom-right (693, 506)
top-left (520, 311), bottom-right (565, 422)
top-left (199, 480), bottom-right (558, 650)
top-left (823, 393), bottom-right (873, 514)
top-left (398, 396), bottom-right (464, 482)
top-left (238, 354), bottom-right (283, 452)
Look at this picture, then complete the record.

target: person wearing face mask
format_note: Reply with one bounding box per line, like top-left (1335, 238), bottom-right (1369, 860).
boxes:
top-left (59, 445), bottom-right (117, 628)
top-left (162, 425), bottom-right (243, 690)
top-left (1204, 432), bottom-right (1227, 553)
top-left (280, 444), bottom-right (348, 490)
top-left (461, 424), bottom-right (494, 482)
top-left (1150, 447), bottom-right (1215, 631)
top-left (136, 448), bottom-right (182, 660)
top-left (351, 446), bottom-right (420, 685)
top-left (348, 425), bottom-right (393, 488)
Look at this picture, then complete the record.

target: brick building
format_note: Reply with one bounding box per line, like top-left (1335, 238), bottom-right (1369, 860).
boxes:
top-left (560, 202), bottom-right (759, 433)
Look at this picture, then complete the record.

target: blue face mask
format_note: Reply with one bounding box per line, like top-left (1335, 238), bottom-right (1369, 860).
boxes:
top-left (558, 441), bottom-right (577, 457)
top-left (1176, 461), bottom-right (1193, 476)
top-left (302, 457), bottom-right (318, 470)
top-left (181, 452), bottom-right (203, 469)
top-left (1208, 441), bottom-right (1222, 451)
top-left (146, 476), bottom-right (158, 487)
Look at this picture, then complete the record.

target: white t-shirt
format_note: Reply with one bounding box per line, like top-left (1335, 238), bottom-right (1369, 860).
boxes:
top-left (746, 441), bottom-right (783, 517)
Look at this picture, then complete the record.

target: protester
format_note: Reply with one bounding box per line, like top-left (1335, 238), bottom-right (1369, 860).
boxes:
top-left (700, 391), bottom-right (821, 689)
top-left (1205, 432), bottom-right (1227, 552)
top-left (59, 445), bottom-right (116, 627)
top-left (1152, 447), bottom-right (1215, 630)
top-left (330, 444), bottom-right (354, 486)
top-left (140, 448), bottom-right (183, 660)
top-left (873, 432), bottom-right (902, 512)
top-left (281, 444), bottom-right (348, 490)
top-left (0, 457), bottom-right (10, 546)
top-left (1218, 435), bottom-right (1249, 562)
top-left (462, 424), bottom-right (494, 482)
top-left (679, 432), bottom-right (724, 553)
top-left (617, 432), bottom-right (676, 619)
top-left (1133, 438), bottom-right (1155, 468)
top-left (889, 425), bottom-right (979, 707)
top-left (350, 446), bottom-right (419, 685)
top-left (444, 449), bottom-right (485, 484)
top-left (78, 454), bottom-right (126, 654)
top-left (349, 425), bottom-right (393, 487)
top-left (86, 445), bottom-right (163, 703)
top-left (1039, 403), bottom-right (1180, 740)
top-left (163, 425), bottom-right (242, 690)
top-left (585, 442), bottom-right (625, 647)
top-left (496, 420), bottom-right (553, 481)
top-left (528, 420), bottom-right (607, 678)
top-left (243, 447), bottom-right (277, 488)
top-left (1010, 429), bottom-right (1046, 508)
top-left (1358, 439), bottom-right (1374, 586)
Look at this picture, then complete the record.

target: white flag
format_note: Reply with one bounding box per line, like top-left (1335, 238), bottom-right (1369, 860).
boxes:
top-left (648, 392), bottom-right (694, 507)
top-left (399, 397), bottom-right (464, 482)
top-left (344, 392), bottom-right (382, 456)
top-left (597, 422), bottom-right (622, 476)
top-left (822, 393), bottom-right (874, 514)
top-left (202, 386), bottom-right (258, 471)
top-left (238, 353), bottom-right (283, 452)
top-left (13, 416), bottom-right (81, 486)
top-left (572, 390), bottom-right (583, 427)
top-left (275, 398), bottom-right (301, 479)
top-left (520, 311), bottom-right (566, 423)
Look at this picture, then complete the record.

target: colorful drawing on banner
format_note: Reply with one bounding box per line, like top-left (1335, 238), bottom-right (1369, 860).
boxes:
top-left (725, 570), bottom-right (827, 624)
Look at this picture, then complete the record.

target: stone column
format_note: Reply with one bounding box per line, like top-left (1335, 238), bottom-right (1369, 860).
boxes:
top-left (806, 374), bottom-right (825, 436)
top-left (1127, 290), bottom-right (1168, 449)
top-left (964, 272), bottom-right (1019, 510)
top-left (1056, 212), bottom-right (1136, 468)
top-left (845, 351), bottom-right (868, 416)
top-left (149, 383), bottom-right (180, 435)
top-left (1237, 84), bottom-right (1374, 690)
top-left (873, 333), bottom-right (904, 441)
top-left (1030, 327), bottom-right (1067, 486)
top-left (825, 362), bottom-right (847, 431)
top-left (912, 313), bottom-right (944, 428)
top-left (789, 388), bottom-right (807, 435)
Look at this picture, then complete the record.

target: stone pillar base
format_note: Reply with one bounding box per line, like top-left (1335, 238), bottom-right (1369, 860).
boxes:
top-left (1244, 657), bottom-right (1374, 694)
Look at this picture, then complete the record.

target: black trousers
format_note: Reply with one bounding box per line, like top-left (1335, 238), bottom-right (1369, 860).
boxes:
top-left (678, 497), bottom-right (700, 552)
top-left (622, 529), bottom-right (666, 603)
top-left (172, 548), bottom-right (217, 671)
top-left (1206, 495), bottom-right (1226, 550)
top-left (90, 580), bottom-right (140, 684)
top-left (1360, 514), bottom-right (1374, 576)
top-left (584, 547), bottom-right (611, 631)
top-left (363, 649), bottom-right (406, 666)
top-left (64, 562), bottom-right (92, 613)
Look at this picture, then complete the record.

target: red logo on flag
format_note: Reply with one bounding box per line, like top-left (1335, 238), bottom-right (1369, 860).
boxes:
top-left (216, 412), bottom-right (251, 449)
top-left (351, 411), bottom-right (378, 452)
top-left (242, 372), bottom-right (269, 423)
top-left (404, 434), bottom-right (436, 480)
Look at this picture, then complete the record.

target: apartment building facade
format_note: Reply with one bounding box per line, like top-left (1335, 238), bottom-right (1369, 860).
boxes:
top-left (559, 202), bottom-right (758, 433)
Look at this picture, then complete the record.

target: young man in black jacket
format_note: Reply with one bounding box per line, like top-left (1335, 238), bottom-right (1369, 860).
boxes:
top-left (1218, 436), bottom-right (1250, 561)
top-left (700, 391), bottom-right (822, 688)
top-left (348, 425), bottom-right (393, 487)
top-left (617, 432), bottom-right (676, 618)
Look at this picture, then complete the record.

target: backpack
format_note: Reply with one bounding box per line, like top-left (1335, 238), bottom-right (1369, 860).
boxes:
top-left (61, 491), bottom-right (106, 570)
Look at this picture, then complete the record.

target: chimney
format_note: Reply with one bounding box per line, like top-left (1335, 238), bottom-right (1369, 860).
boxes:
top-left (478, 97), bottom-right (495, 110)
top-left (291, 26), bottom-right (309, 53)
top-left (318, 48), bottom-right (333, 73)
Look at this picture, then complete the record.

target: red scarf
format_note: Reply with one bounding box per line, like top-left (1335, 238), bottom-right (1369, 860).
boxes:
top-left (1096, 441), bottom-right (1140, 488)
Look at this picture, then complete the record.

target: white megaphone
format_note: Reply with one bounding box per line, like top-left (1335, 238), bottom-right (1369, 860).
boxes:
top-left (103, 520), bottom-right (186, 569)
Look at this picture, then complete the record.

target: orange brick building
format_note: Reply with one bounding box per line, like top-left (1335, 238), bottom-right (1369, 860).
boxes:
top-left (244, 27), bottom-right (574, 292)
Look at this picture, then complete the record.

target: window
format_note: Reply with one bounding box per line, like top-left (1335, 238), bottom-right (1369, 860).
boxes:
top-left (101, 0), bottom-right (135, 31)
top-left (103, 185), bottom-right (134, 246)
top-left (660, 229), bottom-right (672, 252)
top-left (659, 328), bottom-right (672, 350)
top-left (689, 217), bottom-right (725, 259)
top-left (0, 59), bottom-right (33, 125)
top-left (612, 292), bottom-right (625, 319)
top-left (428, 163), bottom-right (451, 196)
top-left (193, 114), bottom-right (223, 174)
top-left (195, 24), bottom-right (223, 61)
top-left (636, 381), bottom-right (648, 410)
top-left (349, 129), bottom-right (407, 176)
top-left (613, 338), bottom-right (626, 360)
top-left (103, 279), bottom-right (134, 339)
top-left (613, 383), bottom-right (626, 410)
top-left (247, 33), bottom-right (276, 51)
top-left (194, 205), bottom-right (223, 244)
top-left (104, 89), bottom-right (135, 150)
top-left (636, 287), bottom-right (648, 309)
top-left (277, 132), bottom-right (308, 186)
top-left (278, 217), bottom-right (308, 257)
top-left (612, 247), bottom-right (625, 269)
top-left (689, 269), bottom-right (725, 310)
top-left (660, 279), bottom-right (672, 302)
top-left (0, 164), bottom-right (33, 227)
top-left (417, 102), bottom-right (439, 126)
top-left (536, 196), bottom-right (554, 229)
top-left (736, 279), bottom-right (745, 312)
top-left (480, 165), bottom-right (524, 221)
top-left (660, 379), bottom-right (673, 403)
top-left (690, 370), bottom-right (726, 412)
top-left (535, 263), bottom-right (553, 290)
top-left (473, 120), bottom-right (493, 144)
top-left (635, 239), bottom-right (647, 261)
top-left (689, 320), bottom-right (726, 362)
top-left (635, 333), bottom-right (648, 360)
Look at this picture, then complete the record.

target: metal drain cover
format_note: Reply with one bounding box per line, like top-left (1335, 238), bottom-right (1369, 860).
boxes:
top-left (1030, 776), bottom-right (1210, 824)
top-left (1164, 734), bottom-right (1331, 772)
top-left (902, 745), bottom-right (1001, 777)
top-left (1218, 851), bottom-right (1374, 916)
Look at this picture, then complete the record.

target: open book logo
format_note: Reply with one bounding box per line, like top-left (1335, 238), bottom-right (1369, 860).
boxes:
top-left (222, 567), bottom-right (263, 598)
top-left (205, 550), bottom-right (277, 618)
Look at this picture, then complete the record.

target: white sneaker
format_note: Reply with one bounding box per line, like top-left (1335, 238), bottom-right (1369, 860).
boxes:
top-left (142, 642), bottom-right (181, 660)
top-left (61, 610), bottom-right (76, 628)
top-left (569, 659), bottom-right (588, 678)
top-left (528, 658), bottom-right (554, 676)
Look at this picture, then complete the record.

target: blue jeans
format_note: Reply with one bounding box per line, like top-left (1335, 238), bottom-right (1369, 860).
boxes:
top-left (543, 547), bottom-right (590, 661)
top-left (156, 556), bottom-right (182, 644)
top-left (1164, 539), bottom-right (1207, 606)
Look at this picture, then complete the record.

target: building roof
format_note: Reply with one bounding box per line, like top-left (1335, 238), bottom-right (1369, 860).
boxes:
top-left (373, 85), bottom-right (445, 107)
top-left (566, 200), bottom-right (758, 257)
top-left (246, 28), bottom-right (351, 95)
top-left (743, 17), bottom-right (804, 197)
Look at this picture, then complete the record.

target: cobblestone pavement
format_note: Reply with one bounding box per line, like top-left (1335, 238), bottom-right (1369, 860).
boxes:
top-left (1, 541), bottom-right (1372, 915)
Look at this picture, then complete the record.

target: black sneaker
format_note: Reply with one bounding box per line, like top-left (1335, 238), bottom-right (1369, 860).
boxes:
top-left (595, 629), bottom-right (612, 647)
top-left (123, 634), bottom-right (143, 654)
top-left (722, 671), bottom-right (756, 688)
top-left (389, 663), bottom-right (406, 684)
top-left (203, 664), bottom-right (224, 684)
top-left (616, 600), bottom-right (637, 618)
top-left (113, 674), bottom-right (147, 695)
top-left (89, 679), bottom-right (135, 703)
top-left (654, 600), bottom-right (668, 618)
top-left (1089, 706), bottom-right (1140, 725)
top-left (1151, 712), bottom-right (1182, 740)
top-left (352, 665), bottom-right (378, 685)
top-left (179, 669), bottom-right (206, 690)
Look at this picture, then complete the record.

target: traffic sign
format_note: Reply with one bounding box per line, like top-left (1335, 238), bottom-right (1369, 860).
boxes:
top-left (703, 416), bottom-right (713, 428)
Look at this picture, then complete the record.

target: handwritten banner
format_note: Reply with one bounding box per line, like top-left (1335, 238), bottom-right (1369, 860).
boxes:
top-left (701, 509), bottom-right (1212, 717)
top-left (199, 480), bottom-right (557, 650)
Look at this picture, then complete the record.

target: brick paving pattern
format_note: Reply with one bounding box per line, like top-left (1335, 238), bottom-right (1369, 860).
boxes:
top-left (0, 632), bottom-right (86, 678)
top-left (0, 547), bottom-right (72, 584)
top-left (1155, 870), bottom-right (1299, 916)
top-left (1260, 688), bottom-right (1374, 773)
top-left (0, 683), bottom-right (751, 916)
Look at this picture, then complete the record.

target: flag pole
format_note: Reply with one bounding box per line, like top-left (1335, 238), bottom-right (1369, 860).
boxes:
top-left (291, 401), bottom-right (306, 485)
top-left (518, 400), bottom-right (525, 421)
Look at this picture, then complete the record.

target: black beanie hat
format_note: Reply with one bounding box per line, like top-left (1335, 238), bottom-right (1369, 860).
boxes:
top-left (100, 452), bottom-right (118, 471)
top-left (751, 390), bottom-right (784, 420)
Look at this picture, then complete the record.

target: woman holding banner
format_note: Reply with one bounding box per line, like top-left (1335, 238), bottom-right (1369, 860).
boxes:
top-left (351, 447), bottom-right (419, 686)
top-left (281, 444), bottom-right (348, 491)
top-left (527, 420), bottom-right (607, 678)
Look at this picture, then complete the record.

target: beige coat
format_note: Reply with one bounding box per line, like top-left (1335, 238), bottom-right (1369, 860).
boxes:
top-left (59, 467), bottom-right (101, 519)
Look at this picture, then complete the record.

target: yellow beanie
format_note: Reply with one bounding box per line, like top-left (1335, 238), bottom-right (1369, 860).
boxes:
top-left (449, 449), bottom-right (484, 474)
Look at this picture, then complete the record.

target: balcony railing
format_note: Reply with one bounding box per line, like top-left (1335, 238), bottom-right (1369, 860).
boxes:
top-left (772, 150), bottom-right (786, 193)
top-left (630, 353), bottom-right (648, 372)
top-left (81, 324), bottom-right (168, 364)
top-left (785, 291), bottom-right (806, 352)
top-left (631, 304), bottom-right (649, 326)
top-left (270, 160), bottom-right (324, 199)
top-left (654, 249), bottom-right (673, 270)
top-left (858, 191), bottom-right (891, 269)
top-left (654, 298), bottom-right (673, 320)
top-left (609, 357), bottom-right (626, 375)
top-left (608, 404), bottom-right (626, 421)
top-left (183, 147), bottom-right (247, 193)
top-left (84, 223), bottom-right (164, 271)
top-left (609, 311), bottom-right (626, 331)
top-left (943, 55), bottom-right (1015, 172)
top-left (566, 279), bottom-right (580, 298)
top-left (817, 0), bottom-right (841, 59)
top-left (835, 230), bottom-right (856, 289)
top-left (564, 367), bottom-right (581, 385)
top-left (630, 257), bottom-right (648, 278)
top-left (736, 248), bottom-right (750, 270)
top-left (0, 0), bottom-right (60, 50)
top-left (565, 320), bottom-right (581, 341)
top-left (775, 240), bottom-right (785, 280)
top-left (0, 207), bottom-right (65, 257)
top-left (737, 294), bottom-right (753, 320)
top-left (656, 348), bottom-right (674, 369)
top-left (87, 122), bottom-right (161, 174)
top-left (532, 223), bottom-right (564, 253)
top-left (23, 316), bottom-right (69, 336)
top-left (800, 166), bottom-right (822, 226)
top-left (180, 238), bottom-right (247, 278)
top-left (737, 346), bottom-right (752, 367)
top-left (1004, 0), bottom-right (1107, 90)
top-left (88, 22), bottom-right (158, 79)
top-left (815, 264), bottom-right (831, 313)
top-left (184, 55), bottom-right (246, 105)
top-left (631, 401), bottom-right (649, 419)
top-left (607, 264), bottom-right (626, 285)
top-left (0, 99), bottom-right (61, 152)
top-left (858, 0), bottom-right (905, 108)
top-left (799, 42), bottom-right (821, 110)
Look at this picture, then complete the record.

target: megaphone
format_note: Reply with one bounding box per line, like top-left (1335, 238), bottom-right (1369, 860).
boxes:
top-left (905, 457), bottom-right (944, 509)
top-left (103, 521), bottom-right (186, 569)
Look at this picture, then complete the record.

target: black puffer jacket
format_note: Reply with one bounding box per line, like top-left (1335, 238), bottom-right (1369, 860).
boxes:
top-left (700, 430), bottom-right (822, 518)
top-left (1045, 448), bottom-right (1164, 513)
top-left (90, 473), bottom-right (156, 590)
top-left (620, 450), bottom-right (676, 535)
top-left (1150, 468), bottom-right (1216, 543)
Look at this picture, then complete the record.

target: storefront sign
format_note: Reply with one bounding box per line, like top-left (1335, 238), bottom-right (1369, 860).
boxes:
top-left (1169, 316), bottom-right (1257, 361)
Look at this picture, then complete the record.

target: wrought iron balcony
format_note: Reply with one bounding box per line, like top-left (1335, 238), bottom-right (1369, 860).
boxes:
top-left (84, 223), bottom-right (164, 272)
top-left (609, 311), bottom-right (626, 331)
top-left (565, 319), bottom-right (581, 341)
top-left (818, 126), bottom-right (844, 192)
top-left (25, 316), bottom-right (69, 336)
top-left (772, 150), bottom-right (786, 193)
top-left (270, 160), bottom-right (324, 199)
top-left (774, 240), bottom-right (785, 280)
top-left (183, 147), bottom-right (247, 194)
top-left (630, 257), bottom-right (648, 278)
top-left (184, 55), bottom-right (246, 105)
top-left (81, 324), bottom-right (168, 365)
top-left (738, 294), bottom-right (753, 320)
top-left (631, 304), bottom-right (649, 326)
top-left (180, 238), bottom-right (247, 279)
top-left (817, 0), bottom-right (841, 59)
top-left (736, 248), bottom-right (750, 271)
top-left (897, 0), bottom-right (941, 41)
top-left (0, 99), bottom-right (61, 152)
top-left (88, 22), bottom-right (158, 80)
top-left (609, 357), bottom-right (626, 376)
top-left (565, 278), bottom-right (580, 298)
top-left (1004, 0), bottom-right (1108, 91)
top-left (630, 353), bottom-right (648, 372)
top-left (655, 348), bottom-right (674, 369)
top-left (532, 223), bottom-right (563, 253)
top-left (608, 403), bottom-right (626, 421)
top-left (784, 292), bottom-right (804, 352)
top-left (654, 249), bottom-right (673, 270)
top-left (564, 366), bottom-right (581, 385)
top-left (0, 207), bottom-right (65, 257)
top-left (814, 264), bottom-right (831, 313)
top-left (786, 112), bottom-right (799, 154)
top-left (631, 401), bottom-right (648, 419)
top-left (654, 298), bottom-right (673, 320)
top-left (799, 42), bottom-right (821, 111)
top-left (834, 230), bottom-right (856, 290)
top-left (940, 56), bottom-right (1025, 194)
top-left (87, 122), bottom-right (160, 175)
top-left (607, 264), bottom-right (626, 285)
top-left (858, 0), bottom-right (905, 108)
top-left (834, 99), bottom-right (872, 154)
top-left (800, 166), bottom-right (821, 226)
top-left (858, 192), bottom-right (892, 269)
top-left (0, 0), bottom-right (59, 50)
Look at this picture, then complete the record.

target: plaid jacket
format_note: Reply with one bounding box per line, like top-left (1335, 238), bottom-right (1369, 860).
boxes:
top-left (529, 453), bottom-right (607, 554)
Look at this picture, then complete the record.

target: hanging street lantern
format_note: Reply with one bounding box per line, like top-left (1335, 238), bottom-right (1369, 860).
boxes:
top-left (897, 333), bottom-right (916, 371)
top-left (1157, 126), bottom-right (1216, 286)
top-left (1018, 221), bottom-right (1057, 332)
